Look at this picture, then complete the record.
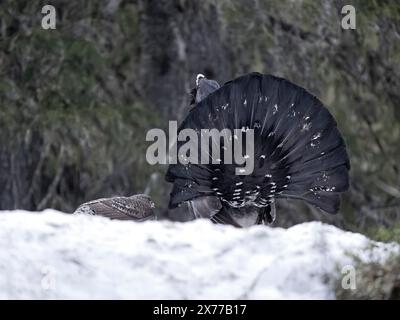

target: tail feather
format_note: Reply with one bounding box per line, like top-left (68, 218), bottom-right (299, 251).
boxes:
top-left (166, 73), bottom-right (350, 216)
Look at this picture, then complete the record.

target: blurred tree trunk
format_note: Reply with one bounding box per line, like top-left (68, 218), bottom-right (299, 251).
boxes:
top-left (137, 0), bottom-right (231, 121)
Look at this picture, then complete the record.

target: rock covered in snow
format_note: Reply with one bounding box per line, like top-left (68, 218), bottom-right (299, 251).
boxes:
top-left (0, 210), bottom-right (398, 299)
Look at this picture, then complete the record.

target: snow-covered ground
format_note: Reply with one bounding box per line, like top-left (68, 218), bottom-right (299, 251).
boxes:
top-left (0, 210), bottom-right (398, 299)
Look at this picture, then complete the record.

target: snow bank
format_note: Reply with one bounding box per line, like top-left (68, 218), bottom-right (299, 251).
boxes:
top-left (0, 210), bottom-right (398, 299)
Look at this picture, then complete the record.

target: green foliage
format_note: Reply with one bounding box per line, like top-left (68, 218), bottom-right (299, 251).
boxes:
top-left (0, 0), bottom-right (163, 211)
top-left (369, 224), bottom-right (400, 244)
top-left (335, 253), bottom-right (400, 299)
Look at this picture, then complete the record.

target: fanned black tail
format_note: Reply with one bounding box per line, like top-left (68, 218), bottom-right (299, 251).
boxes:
top-left (166, 73), bottom-right (350, 221)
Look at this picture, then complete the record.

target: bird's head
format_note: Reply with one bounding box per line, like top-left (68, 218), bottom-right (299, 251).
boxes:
top-left (190, 73), bottom-right (220, 104)
top-left (133, 194), bottom-right (155, 209)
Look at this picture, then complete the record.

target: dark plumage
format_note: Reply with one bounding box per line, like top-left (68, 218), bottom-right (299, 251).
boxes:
top-left (166, 72), bottom-right (350, 227)
top-left (74, 194), bottom-right (155, 221)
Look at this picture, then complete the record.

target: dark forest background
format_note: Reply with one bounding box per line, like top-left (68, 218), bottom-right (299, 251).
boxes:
top-left (0, 0), bottom-right (399, 241)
